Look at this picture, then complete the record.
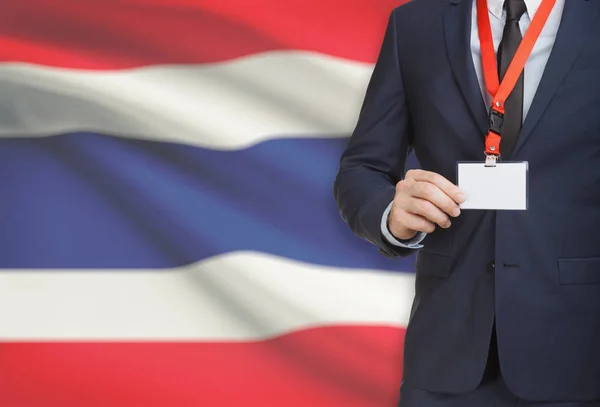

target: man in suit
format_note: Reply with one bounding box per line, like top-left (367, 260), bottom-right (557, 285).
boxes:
top-left (334, 0), bottom-right (600, 405)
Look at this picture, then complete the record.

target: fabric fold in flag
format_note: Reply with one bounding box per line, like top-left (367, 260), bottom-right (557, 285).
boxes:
top-left (0, 0), bottom-right (413, 406)
top-left (0, 252), bottom-right (414, 339)
top-left (1, 0), bottom-right (404, 67)
top-left (0, 133), bottom-right (416, 270)
top-left (0, 54), bottom-right (371, 146)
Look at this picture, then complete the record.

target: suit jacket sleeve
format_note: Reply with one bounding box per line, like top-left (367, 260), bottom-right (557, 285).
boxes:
top-left (334, 9), bottom-right (414, 258)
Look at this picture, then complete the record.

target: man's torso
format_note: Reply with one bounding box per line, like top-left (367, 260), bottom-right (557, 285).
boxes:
top-left (392, 0), bottom-right (600, 400)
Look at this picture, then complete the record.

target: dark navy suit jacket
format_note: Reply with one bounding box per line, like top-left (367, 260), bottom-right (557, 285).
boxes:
top-left (334, 0), bottom-right (600, 401)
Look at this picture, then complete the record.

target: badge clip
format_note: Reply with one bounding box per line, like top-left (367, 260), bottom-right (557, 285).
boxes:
top-left (485, 154), bottom-right (498, 167)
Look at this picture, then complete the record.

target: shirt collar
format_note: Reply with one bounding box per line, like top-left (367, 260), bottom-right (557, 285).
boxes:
top-left (487, 0), bottom-right (543, 20)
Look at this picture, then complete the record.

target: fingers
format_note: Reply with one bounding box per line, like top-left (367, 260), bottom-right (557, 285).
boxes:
top-left (389, 208), bottom-right (436, 236)
top-left (411, 181), bottom-right (461, 219)
top-left (406, 169), bottom-right (465, 205)
top-left (397, 210), bottom-right (437, 234)
top-left (405, 197), bottom-right (452, 229)
top-left (392, 170), bottom-right (464, 232)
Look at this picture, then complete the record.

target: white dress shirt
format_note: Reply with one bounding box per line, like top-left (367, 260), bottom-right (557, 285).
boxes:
top-left (381, 0), bottom-right (565, 248)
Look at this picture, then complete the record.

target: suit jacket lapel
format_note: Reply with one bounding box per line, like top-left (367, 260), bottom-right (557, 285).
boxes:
top-left (444, 0), bottom-right (489, 136)
top-left (514, 0), bottom-right (600, 156)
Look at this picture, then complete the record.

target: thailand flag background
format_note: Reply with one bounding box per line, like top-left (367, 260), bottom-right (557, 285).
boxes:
top-left (0, 0), bottom-right (421, 405)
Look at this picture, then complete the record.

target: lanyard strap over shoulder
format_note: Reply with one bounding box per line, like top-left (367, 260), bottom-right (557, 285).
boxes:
top-left (476, 0), bottom-right (556, 158)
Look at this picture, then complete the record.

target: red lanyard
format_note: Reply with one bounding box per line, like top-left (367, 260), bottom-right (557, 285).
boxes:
top-left (477, 0), bottom-right (556, 158)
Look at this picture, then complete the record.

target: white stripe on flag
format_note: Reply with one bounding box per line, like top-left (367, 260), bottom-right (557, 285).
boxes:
top-left (0, 51), bottom-right (373, 149)
top-left (0, 252), bottom-right (414, 340)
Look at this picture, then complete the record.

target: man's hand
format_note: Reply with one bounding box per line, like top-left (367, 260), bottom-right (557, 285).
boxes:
top-left (388, 170), bottom-right (466, 240)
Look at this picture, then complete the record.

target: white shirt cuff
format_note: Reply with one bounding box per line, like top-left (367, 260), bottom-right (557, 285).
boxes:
top-left (380, 201), bottom-right (426, 248)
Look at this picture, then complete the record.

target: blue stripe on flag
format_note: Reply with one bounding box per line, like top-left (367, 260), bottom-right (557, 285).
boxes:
top-left (0, 133), bottom-right (418, 271)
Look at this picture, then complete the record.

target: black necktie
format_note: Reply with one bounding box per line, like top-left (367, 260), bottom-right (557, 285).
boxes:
top-left (497, 0), bottom-right (527, 159)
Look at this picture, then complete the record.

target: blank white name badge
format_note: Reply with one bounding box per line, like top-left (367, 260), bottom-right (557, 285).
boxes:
top-left (457, 161), bottom-right (528, 210)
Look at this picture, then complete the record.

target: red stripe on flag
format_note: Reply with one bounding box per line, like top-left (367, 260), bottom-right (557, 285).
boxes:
top-left (0, 326), bottom-right (404, 407)
top-left (0, 0), bottom-right (408, 69)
